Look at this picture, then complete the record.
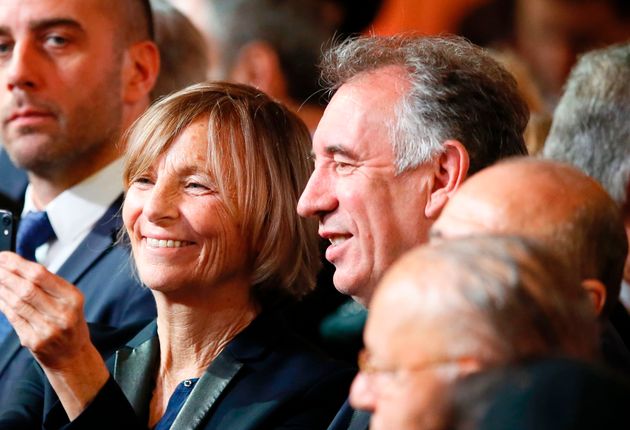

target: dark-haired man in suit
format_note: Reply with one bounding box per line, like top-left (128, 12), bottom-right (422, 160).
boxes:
top-left (0, 0), bottom-right (160, 405)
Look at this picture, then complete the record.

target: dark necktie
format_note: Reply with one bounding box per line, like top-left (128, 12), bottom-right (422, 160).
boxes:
top-left (0, 211), bottom-right (57, 341)
top-left (15, 211), bottom-right (56, 262)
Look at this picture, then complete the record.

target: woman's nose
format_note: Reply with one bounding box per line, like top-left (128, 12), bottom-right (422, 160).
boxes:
top-left (143, 181), bottom-right (179, 223)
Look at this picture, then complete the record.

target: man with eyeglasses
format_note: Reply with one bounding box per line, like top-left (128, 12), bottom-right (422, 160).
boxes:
top-left (349, 235), bottom-right (598, 430)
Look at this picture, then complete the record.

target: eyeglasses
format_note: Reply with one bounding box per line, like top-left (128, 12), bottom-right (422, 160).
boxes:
top-left (357, 348), bottom-right (464, 388)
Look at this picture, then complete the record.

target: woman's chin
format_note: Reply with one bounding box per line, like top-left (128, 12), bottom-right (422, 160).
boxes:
top-left (140, 274), bottom-right (186, 295)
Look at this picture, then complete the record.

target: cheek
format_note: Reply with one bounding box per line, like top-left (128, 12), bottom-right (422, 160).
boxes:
top-left (336, 179), bottom-right (373, 224)
top-left (192, 205), bottom-right (247, 270)
top-left (122, 192), bottom-right (144, 238)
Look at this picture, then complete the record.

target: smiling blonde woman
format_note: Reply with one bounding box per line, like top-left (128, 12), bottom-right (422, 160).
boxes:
top-left (0, 82), bottom-right (352, 429)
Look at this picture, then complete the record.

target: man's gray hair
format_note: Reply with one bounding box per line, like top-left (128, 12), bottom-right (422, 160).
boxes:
top-left (320, 35), bottom-right (530, 174)
top-left (543, 42), bottom-right (630, 207)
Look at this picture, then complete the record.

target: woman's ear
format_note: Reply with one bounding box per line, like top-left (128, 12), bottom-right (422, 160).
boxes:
top-left (425, 140), bottom-right (470, 219)
top-left (122, 41), bottom-right (160, 104)
top-left (581, 278), bottom-right (607, 317)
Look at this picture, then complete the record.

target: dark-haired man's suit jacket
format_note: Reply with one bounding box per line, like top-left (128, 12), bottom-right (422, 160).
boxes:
top-left (0, 147), bottom-right (27, 214)
top-left (0, 149), bottom-right (156, 407)
top-left (0, 314), bottom-right (354, 429)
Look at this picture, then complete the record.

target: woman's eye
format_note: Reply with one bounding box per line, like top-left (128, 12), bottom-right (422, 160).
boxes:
top-left (185, 181), bottom-right (215, 194)
top-left (132, 176), bottom-right (154, 187)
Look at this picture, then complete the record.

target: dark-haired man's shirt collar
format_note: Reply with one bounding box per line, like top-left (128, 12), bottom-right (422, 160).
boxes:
top-left (21, 158), bottom-right (124, 272)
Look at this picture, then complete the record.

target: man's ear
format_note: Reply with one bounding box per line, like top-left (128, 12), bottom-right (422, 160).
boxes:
top-left (229, 41), bottom-right (288, 100)
top-left (425, 140), bottom-right (470, 219)
top-left (457, 357), bottom-right (483, 376)
top-left (581, 278), bottom-right (607, 317)
top-left (122, 41), bottom-right (160, 104)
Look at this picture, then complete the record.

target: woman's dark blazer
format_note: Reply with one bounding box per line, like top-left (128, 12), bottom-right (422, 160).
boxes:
top-left (0, 313), bottom-right (355, 429)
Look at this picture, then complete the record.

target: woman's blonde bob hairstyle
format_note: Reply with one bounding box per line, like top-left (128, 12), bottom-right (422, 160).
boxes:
top-left (122, 82), bottom-right (319, 306)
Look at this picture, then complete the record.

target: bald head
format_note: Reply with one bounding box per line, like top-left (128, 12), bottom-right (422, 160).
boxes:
top-left (373, 236), bottom-right (597, 363)
top-left (354, 235), bottom-right (597, 430)
top-left (431, 158), bottom-right (627, 315)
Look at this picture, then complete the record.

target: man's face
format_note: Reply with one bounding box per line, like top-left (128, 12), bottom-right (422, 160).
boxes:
top-left (349, 270), bottom-right (457, 430)
top-left (0, 0), bottom-right (124, 177)
top-left (516, 0), bottom-right (630, 104)
top-left (297, 66), bottom-right (435, 305)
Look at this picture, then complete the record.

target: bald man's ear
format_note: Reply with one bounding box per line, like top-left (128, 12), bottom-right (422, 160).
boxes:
top-left (425, 140), bottom-right (470, 219)
top-left (230, 41), bottom-right (288, 101)
top-left (457, 357), bottom-right (483, 376)
top-left (582, 278), bottom-right (607, 317)
top-left (122, 41), bottom-right (160, 105)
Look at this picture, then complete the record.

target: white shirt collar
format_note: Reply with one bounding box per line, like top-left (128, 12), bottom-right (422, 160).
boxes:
top-left (22, 158), bottom-right (125, 245)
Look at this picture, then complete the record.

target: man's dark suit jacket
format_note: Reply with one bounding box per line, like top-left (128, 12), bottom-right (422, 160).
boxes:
top-left (0, 314), bottom-right (354, 429)
top-left (0, 149), bottom-right (157, 406)
top-left (327, 400), bottom-right (370, 430)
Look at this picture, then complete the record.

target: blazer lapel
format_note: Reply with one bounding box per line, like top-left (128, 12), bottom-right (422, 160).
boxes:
top-left (170, 353), bottom-right (243, 430)
top-left (56, 195), bottom-right (124, 284)
top-left (348, 410), bottom-right (371, 430)
top-left (112, 321), bottom-right (159, 423)
top-left (171, 314), bottom-right (274, 429)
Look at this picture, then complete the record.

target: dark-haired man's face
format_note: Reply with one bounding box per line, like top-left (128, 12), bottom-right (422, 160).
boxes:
top-left (0, 0), bottom-right (124, 178)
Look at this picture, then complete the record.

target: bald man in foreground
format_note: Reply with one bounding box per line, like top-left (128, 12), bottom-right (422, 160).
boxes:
top-left (350, 235), bottom-right (599, 430)
top-left (430, 158), bottom-right (630, 371)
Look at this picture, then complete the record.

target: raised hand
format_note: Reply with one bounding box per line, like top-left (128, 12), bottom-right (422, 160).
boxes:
top-left (0, 251), bottom-right (110, 420)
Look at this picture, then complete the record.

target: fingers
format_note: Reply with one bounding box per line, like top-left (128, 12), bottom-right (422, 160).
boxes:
top-left (0, 251), bottom-right (76, 298)
top-left (0, 251), bottom-right (89, 369)
top-left (0, 262), bottom-right (83, 323)
top-left (0, 253), bottom-right (84, 325)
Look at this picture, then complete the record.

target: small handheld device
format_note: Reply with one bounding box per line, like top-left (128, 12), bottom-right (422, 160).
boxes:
top-left (0, 209), bottom-right (16, 252)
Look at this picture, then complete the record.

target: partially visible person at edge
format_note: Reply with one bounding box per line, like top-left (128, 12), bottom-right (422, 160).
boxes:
top-left (0, 0), bottom-right (160, 405)
top-left (543, 43), bottom-right (630, 350)
top-left (431, 158), bottom-right (630, 372)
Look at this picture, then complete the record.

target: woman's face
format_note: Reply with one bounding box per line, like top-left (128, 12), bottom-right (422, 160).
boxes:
top-left (123, 118), bottom-right (249, 295)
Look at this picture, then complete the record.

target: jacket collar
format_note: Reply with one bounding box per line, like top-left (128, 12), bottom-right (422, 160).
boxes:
top-left (0, 149), bottom-right (28, 209)
top-left (56, 194), bottom-right (124, 284)
top-left (112, 321), bottom-right (159, 423)
top-left (112, 313), bottom-right (280, 428)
